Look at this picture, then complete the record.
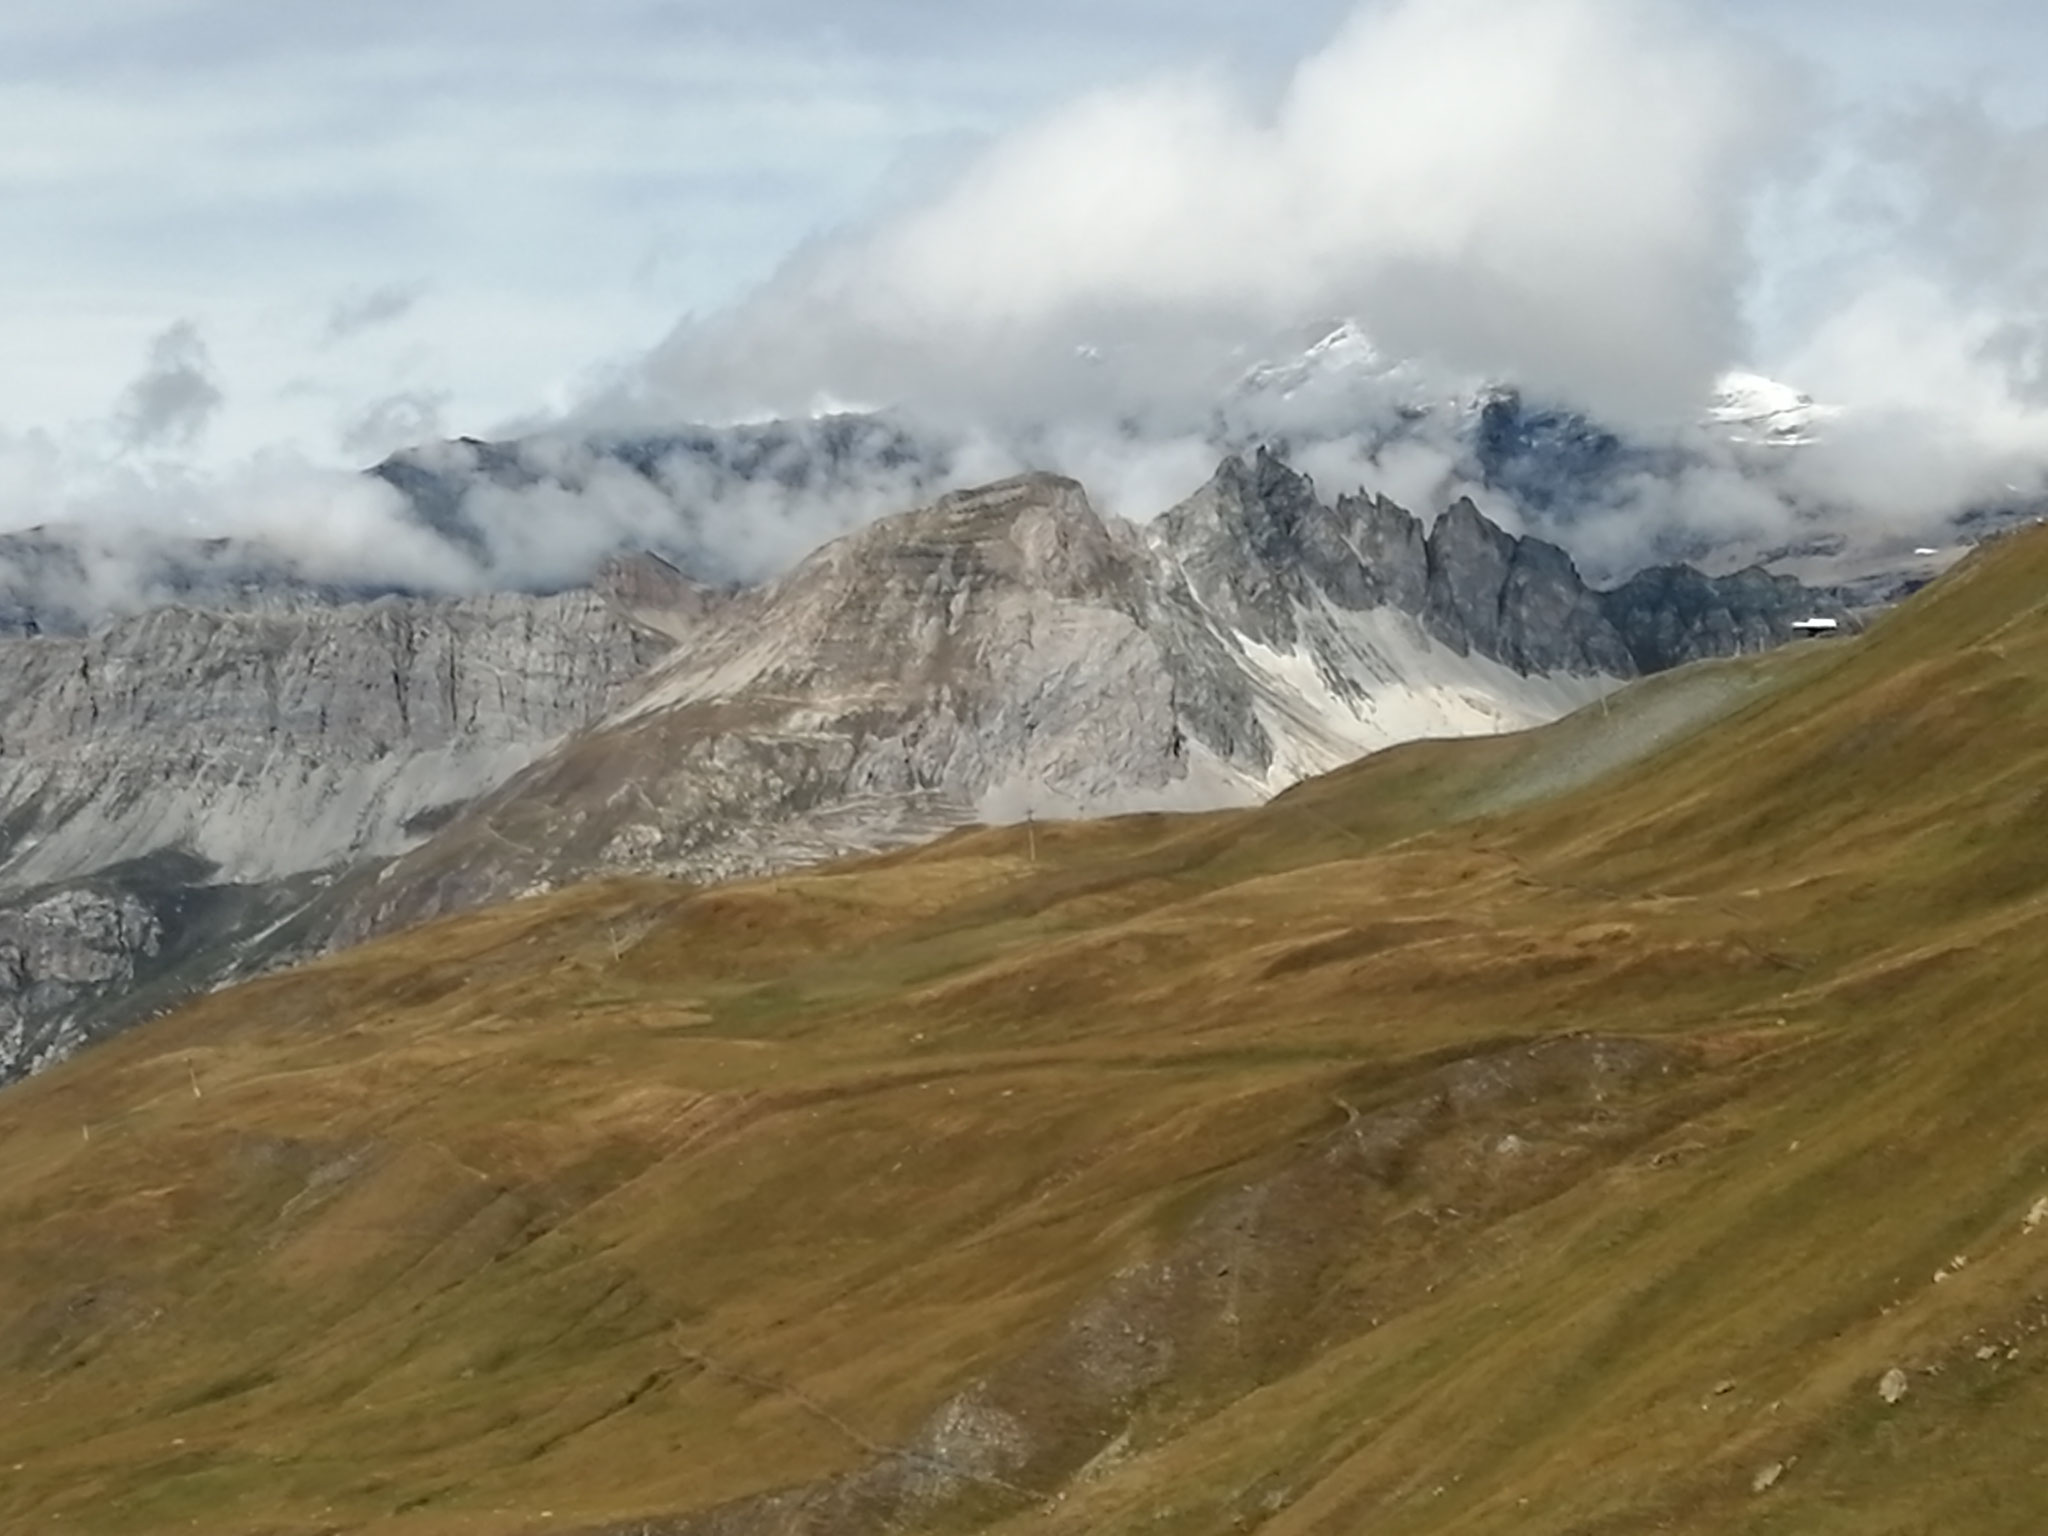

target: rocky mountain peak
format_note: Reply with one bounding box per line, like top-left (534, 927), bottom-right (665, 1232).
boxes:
top-left (801, 472), bottom-right (1140, 612)
top-left (1151, 449), bottom-right (1374, 648)
top-left (1419, 498), bottom-right (1638, 677)
top-left (1332, 490), bottom-right (1430, 612)
top-left (594, 550), bottom-right (727, 640)
top-left (1153, 458), bottom-right (1640, 678)
top-left (1429, 494), bottom-right (1513, 556)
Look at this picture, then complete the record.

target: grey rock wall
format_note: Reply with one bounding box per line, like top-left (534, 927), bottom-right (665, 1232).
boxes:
top-left (0, 588), bottom-right (673, 895)
top-left (0, 888), bottom-right (160, 1080)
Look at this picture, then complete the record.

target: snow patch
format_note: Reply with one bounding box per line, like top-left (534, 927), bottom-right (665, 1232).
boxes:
top-left (1709, 371), bottom-right (1844, 447)
top-left (1233, 605), bottom-right (1619, 796)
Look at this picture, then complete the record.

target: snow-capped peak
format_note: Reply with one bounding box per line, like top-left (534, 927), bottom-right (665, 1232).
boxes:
top-left (1240, 328), bottom-right (1841, 450)
top-left (1235, 321), bottom-right (1408, 401)
top-left (1299, 320), bottom-right (1381, 368)
top-left (1708, 371), bottom-right (1842, 447)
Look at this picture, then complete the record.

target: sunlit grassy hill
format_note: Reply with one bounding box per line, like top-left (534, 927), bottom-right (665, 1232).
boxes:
top-left (6, 528), bottom-right (2048, 1535)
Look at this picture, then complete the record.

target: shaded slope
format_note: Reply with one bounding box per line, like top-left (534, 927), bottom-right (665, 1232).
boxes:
top-left (2, 533), bottom-right (2047, 1534)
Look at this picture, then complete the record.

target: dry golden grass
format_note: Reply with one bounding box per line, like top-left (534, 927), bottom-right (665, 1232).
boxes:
top-left (6, 531), bottom-right (2048, 1534)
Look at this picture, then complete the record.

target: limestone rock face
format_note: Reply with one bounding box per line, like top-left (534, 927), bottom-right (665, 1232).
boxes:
top-left (0, 579), bottom-right (676, 1082)
top-left (1424, 499), bottom-right (1640, 677)
top-left (0, 581), bottom-right (678, 1082)
top-left (314, 475), bottom-right (1203, 944)
top-left (0, 590), bottom-right (673, 895)
top-left (1151, 453), bottom-right (1753, 683)
top-left (0, 887), bottom-right (160, 1082)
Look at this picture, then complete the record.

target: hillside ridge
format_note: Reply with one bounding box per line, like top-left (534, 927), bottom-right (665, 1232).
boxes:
top-left (1, 526), bottom-right (2044, 1533)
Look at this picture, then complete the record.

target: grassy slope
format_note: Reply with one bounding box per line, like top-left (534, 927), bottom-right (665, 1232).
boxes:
top-left (3, 532), bottom-right (2048, 1534)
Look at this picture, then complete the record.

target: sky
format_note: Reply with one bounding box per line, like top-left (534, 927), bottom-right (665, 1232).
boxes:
top-left (6, 0), bottom-right (2048, 585)
top-left (1, 0), bottom-right (1365, 462)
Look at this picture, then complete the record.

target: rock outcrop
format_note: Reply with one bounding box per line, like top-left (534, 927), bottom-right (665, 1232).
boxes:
top-left (1598, 563), bottom-right (1831, 672)
top-left (1156, 451), bottom-right (1645, 674)
top-left (0, 887), bottom-right (161, 1080)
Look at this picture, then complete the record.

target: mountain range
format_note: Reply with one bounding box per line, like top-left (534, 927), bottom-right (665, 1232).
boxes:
top-left (0, 449), bottom-right (1840, 1083)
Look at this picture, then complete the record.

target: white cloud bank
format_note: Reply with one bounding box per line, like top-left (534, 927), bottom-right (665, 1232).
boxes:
top-left (591, 0), bottom-right (2048, 562)
top-left (618, 0), bottom-right (1796, 435)
top-left (13, 0), bottom-right (2048, 615)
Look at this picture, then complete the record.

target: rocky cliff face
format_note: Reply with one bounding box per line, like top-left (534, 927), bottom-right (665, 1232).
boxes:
top-left (1598, 563), bottom-right (1831, 672)
top-left (0, 886), bottom-right (160, 1080)
top-left (1155, 451), bottom-right (1641, 674)
top-left (0, 455), bottom-right (1842, 1082)
top-left (0, 586), bottom-right (674, 895)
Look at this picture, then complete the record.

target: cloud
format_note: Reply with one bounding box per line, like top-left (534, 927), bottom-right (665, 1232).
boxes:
top-left (112, 320), bottom-right (223, 451)
top-left (324, 281), bottom-right (426, 343)
top-left (0, 422), bottom-right (483, 629)
top-left (614, 0), bottom-right (1799, 438)
top-left (1775, 277), bottom-right (2048, 525)
top-left (432, 420), bottom-right (1008, 589)
top-left (1, 0), bottom-right (1238, 462)
top-left (576, 0), bottom-right (2048, 574)
top-left (1733, 91), bottom-right (2048, 529)
top-left (13, 0), bottom-right (2048, 623)
top-left (341, 388), bottom-right (450, 459)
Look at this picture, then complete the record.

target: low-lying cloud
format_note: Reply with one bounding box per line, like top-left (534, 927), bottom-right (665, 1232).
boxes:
top-left (341, 388), bottom-right (452, 459)
top-left (0, 434), bottom-right (480, 632)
